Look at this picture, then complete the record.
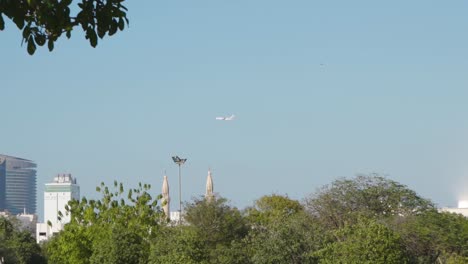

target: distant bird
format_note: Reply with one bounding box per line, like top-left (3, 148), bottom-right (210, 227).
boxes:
top-left (215, 114), bottom-right (235, 121)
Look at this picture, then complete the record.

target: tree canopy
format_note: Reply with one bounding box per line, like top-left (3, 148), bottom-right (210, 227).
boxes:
top-left (389, 210), bottom-right (468, 263)
top-left (45, 181), bottom-right (164, 264)
top-left (0, 0), bottom-right (129, 55)
top-left (0, 216), bottom-right (46, 264)
top-left (245, 194), bottom-right (304, 226)
top-left (247, 212), bottom-right (324, 264)
top-left (12, 175), bottom-right (467, 264)
top-left (304, 174), bottom-right (435, 229)
top-left (315, 218), bottom-right (409, 264)
top-left (150, 196), bottom-right (250, 264)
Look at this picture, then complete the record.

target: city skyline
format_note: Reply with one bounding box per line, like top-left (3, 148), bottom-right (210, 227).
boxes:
top-left (2, 1), bottom-right (468, 217)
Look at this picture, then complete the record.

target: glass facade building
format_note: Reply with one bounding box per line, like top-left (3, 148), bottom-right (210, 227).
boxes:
top-left (0, 154), bottom-right (37, 214)
top-left (0, 157), bottom-right (6, 211)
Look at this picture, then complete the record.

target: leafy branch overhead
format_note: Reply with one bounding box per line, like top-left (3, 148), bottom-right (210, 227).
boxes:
top-left (0, 0), bottom-right (129, 55)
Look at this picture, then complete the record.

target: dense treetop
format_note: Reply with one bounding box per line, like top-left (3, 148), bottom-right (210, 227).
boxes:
top-left (0, 216), bottom-right (46, 264)
top-left (304, 174), bottom-right (435, 229)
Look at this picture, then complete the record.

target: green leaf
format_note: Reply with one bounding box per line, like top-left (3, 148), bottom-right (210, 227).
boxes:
top-left (97, 25), bottom-right (105, 38)
top-left (35, 34), bottom-right (46, 46)
top-left (61, 0), bottom-right (72, 6)
top-left (64, 7), bottom-right (70, 17)
top-left (48, 39), bottom-right (54, 52)
top-left (66, 30), bottom-right (71, 39)
top-left (0, 14), bottom-right (5, 30)
top-left (22, 26), bottom-right (30, 39)
top-left (87, 28), bottom-right (98, 47)
top-left (109, 21), bottom-right (117, 36)
top-left (27, 39), bottom-right (36, 55)
top-left (118, 18), bottom-right (124, 30)
top-left (13, 16), bottom-right (25, 30)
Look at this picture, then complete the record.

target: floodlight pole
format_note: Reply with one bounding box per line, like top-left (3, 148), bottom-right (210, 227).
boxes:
top-left (177, 162), bottom-right (182, 223)
top-left (172, 156), bottom-right (186, 224)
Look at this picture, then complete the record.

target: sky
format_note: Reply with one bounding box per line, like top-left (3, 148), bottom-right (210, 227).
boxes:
top-left (1, 1), bottom-right (468, 220)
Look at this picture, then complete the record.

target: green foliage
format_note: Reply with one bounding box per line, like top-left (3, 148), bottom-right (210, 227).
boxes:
top-left (315, 218), bottom-right (409, 264)
top-left (441, 253), bottom-right (468, 264)
top-left (248, 212), bottom-right (324, 264)
top-left (45, 181), bottom-right (164, 264)
top-left (36, 177), bottom-right (468, 264)
top-left (184, 196), bottom-right (249, 247)
top-left (246, 194), bottom-right (304, 226)
top-left (211, 239), bottom-right (252, 264)
top-left (150, 196), bottom-right (250, 264)
top-left (43, 224), bottom-right (92, 264)
top-left (149, 226), bottom-right (206, 264)
top-left (305, 174), bottom-right (434, 229)
top-left (90, 225), bottom-right (146, 264)
top-left (150, 225), bottom-right (250, 264)
top-left (389, 210), bottom-right (468, 263)
top-left (243, 195), bottom-right (320, 263)
top-left (0, 0), bottom-right (129, 55)
top-left (0, 216), bottom-right (46, 264)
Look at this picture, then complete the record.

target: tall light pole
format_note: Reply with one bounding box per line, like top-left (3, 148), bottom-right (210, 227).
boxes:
top-left (172, 156), bottom-right (186, 224)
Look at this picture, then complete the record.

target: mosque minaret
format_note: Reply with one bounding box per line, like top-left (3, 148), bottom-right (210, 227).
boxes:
top-left (162, 173), bottom-right (170, 219)
top-left (161, 168), bottom-right (214, 221)
top-left (205, 169), bottom-right (214, 201)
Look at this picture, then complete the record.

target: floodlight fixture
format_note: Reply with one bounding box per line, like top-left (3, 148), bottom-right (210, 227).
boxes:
top-left (172, 156), bottom-right (187, 165)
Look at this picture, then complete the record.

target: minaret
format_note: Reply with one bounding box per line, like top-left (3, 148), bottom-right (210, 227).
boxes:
top-left (162, 173), bottom-right (170, 219)
top-left (205, 169), bottom-right (214, 201)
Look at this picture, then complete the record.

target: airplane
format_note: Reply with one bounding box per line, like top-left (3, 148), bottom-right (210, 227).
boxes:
top-left (216, 114), bottom-right (235, 121)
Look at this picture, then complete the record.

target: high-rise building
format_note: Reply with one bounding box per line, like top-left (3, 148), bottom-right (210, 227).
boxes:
top-left (0, 157), bottom-right (6, 211)
top-left (0, 154), bottom-right (37, 214)
top-left (36, 173), bottom-right (80, 242)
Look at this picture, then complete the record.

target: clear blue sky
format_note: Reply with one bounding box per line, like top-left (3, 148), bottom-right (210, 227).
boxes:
top-left (2, 1), bottom-right (468, 219)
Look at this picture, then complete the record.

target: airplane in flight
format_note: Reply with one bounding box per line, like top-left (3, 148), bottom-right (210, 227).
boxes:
top-left (216, 114), bottom-right (235, 121)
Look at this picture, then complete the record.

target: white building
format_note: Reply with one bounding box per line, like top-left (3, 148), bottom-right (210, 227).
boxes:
top-left (17, 212), bottom-right (38, 234)
top-left (36, 174), bottom-right (79, 243)
top-left (440, 200), bottom-right (468, 217)
top-left (170, 211), bottom-right (181, 223)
